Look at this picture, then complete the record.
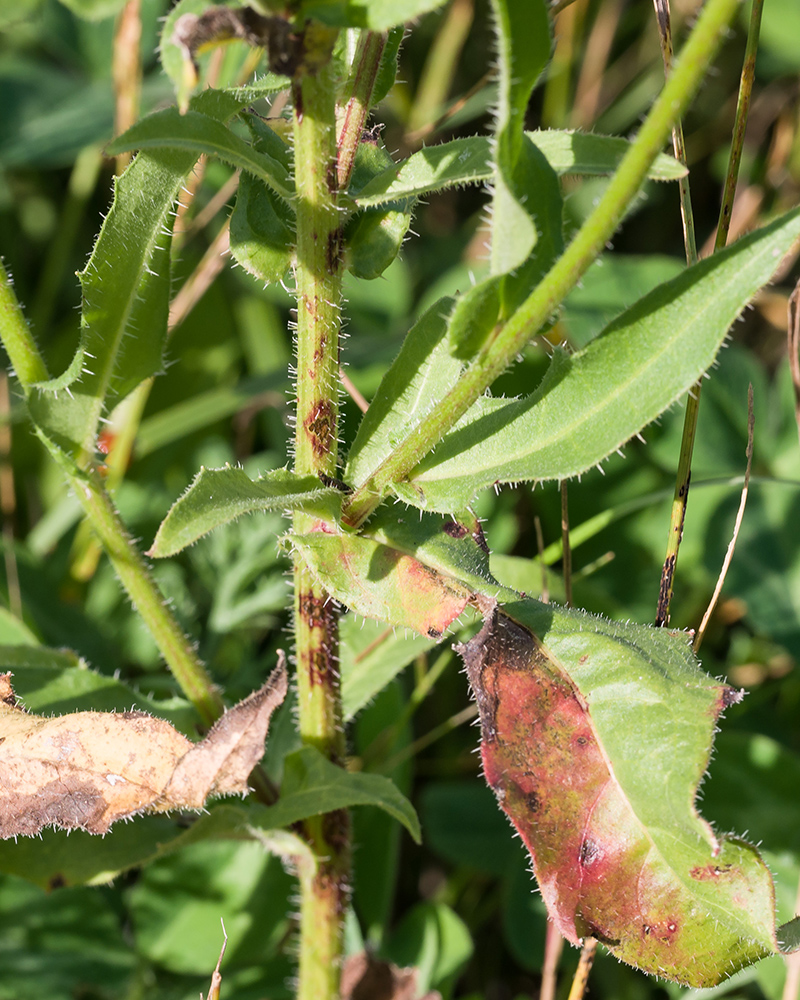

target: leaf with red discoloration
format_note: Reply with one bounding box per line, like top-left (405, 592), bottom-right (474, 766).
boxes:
top-left (290, 528), bottom-right (470, 638)
top-left (0, 661), bottom-right (286, 839)
top-left (458, 599), bottom-right (780, 987)
top-left (289, 506), bottom-right (513, 638)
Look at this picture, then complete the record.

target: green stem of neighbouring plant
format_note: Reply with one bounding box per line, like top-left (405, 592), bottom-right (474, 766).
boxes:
top-left (655, 0), bottom-right (763, 625)
top-left (0, 259), bottom-right (225, 726)
top-left (337, 30), bottom-right (387, 191)
top-left (68, 467), bottom-right (224, 724)
top-left (291, 45), bottom-right (351, 1000)
top-left (0, 261), bottom-right (49, 386)
top-left (341, 0), bottom-right (740, 529)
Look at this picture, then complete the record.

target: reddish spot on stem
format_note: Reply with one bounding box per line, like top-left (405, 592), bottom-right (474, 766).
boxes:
top-left (298, 591), bottom-right (336, 632)
top-left (304, 399), bottom-right (334, 457)
top-left (326, 228), bottom-right (342, 273)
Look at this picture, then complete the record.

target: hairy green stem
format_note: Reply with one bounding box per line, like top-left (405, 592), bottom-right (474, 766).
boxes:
top-left (291, 47), bottom-right (350, 1000)
top-left (0, 260), bottom-right (49, 386)
top-left (0, 259), bottom-right (224, 726)
top-left (69, 467), bottom-right (224, 724)
top-left (342, 0), bottom-right (740, 529)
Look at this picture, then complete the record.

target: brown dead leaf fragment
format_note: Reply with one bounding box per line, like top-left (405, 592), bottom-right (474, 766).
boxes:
top-left (0, 660), bottom-right (287, 839)
top-left (341, 952), bottom-right (441, 1000)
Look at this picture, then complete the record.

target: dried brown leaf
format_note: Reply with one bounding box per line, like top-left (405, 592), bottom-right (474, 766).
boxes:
top-left (0, 659), bottom-right (287, 839)
top-left (340, 952), bottom-right (441, 1000)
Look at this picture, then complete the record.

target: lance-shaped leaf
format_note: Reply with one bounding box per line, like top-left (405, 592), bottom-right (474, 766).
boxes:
top-left (0, 662), bottom-right (287, 838)
top-left (459, 599), bottom-right (778, 986)
top-left (392, 206), bottom-right (800, 512)
top-left (247, 746), bottom-right (421, 843)
top-left (229, 114), bottom-right (295, 285)
top-left (450, 0), bottom-right (560, 358)
top-left (301, 0), bottom-right (447, 30)
top-left (106, 107), bottom-right (294, 200)
top-left (291, 528), bottom-right (471, 639)
top-left (344, 140), bottom-right (413, 280)
top-left (290, 507), bottom-right (517, 637)
top-left (345, 296), bottom-right (461, 485)
top-left (354, 132), bottom-right (686, 208)
top-left (340, 614), bottom-right (437, 720)
top-left (149, 466), bottom-right (342, 558)
top-left (27, 89), bottom-right (251, 463)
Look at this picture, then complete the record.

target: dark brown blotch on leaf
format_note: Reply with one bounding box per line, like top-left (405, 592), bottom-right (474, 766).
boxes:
top-left (442, 520), bottom-right (468, 539)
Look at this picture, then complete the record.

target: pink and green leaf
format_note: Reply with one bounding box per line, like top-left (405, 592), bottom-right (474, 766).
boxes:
top-left (458, 599), bottom-right (779, 986)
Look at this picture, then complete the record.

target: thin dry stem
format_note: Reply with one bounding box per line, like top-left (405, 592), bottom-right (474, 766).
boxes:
top-left (340, 369), bottom-right (369, 414)
top-left (406, 0), bottom-right (474, 137)
top-left (541, 922), bottom-right (564, 1000)
top-left (179, 169), bottom-right (240, 241)
top-left (169, 222), bottom-right (231, 332)
top-left (789, 281), bottom-right (800, 448)
top-left (572, 0), bottom-right (625, 127)
top-left (694, 385), bottom-right (754, 652)
top-left (0, 374), bottom-right (21, 620)
top-left (535, 514), bottom-right (549, 604)
top-left (782, 875), bottom-right (800, 1000)
top-left (203, 921), bottom-right (228, 1000)
top-left (382, 704), bottom-right (477, 773)
top-left (113, 0), bottom-right (142, 176)
top-left (561, 481), bottom-right (573, 608)
top-left (567, 938), bottom-right (598, 1000)
top-left (406, 70), bottom-right (495, 145)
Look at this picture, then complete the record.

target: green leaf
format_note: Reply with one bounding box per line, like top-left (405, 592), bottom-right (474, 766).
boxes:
top-left (394, 206), bottom-right (800, 512)
top-left (489, 0), bottom-right (551, 273)
top-left (420, 780), bottom-right (517, 876)
top-left (149, 466), bottom-right (342, 558)
top-left (779, 918), bottom-right (800, 953)
top-left (55, 0), bottom-right (126, 20)
top-left (0, 877), bottom-right (136, 999)
top-left (249, 746), bottom-right (422, 843)
top-left (27, 89), bottom-right (250, 463)
top-left (460, 598), bottom-right (778, 986)
top-left (341, 614), bottom-right (437, 720)
top-left (229, 171), bottom-right (294, 285)
top-left (530, 129), bottom-right (687, 180)
top-left (106, 107), bottom-right (294, 200)
top-left (446, 0), bottom-right (561, 358)
top-left (136, 371), bottom-right (287, 457)
top-left (229, 116), bottom-right (295, 285)
top-left (0, 644), bottom-right (196, 732)
top-left (301, 0), bottom-right (447, 29)
top-left (345, 141), bottom-right (413, 279)
top-left (561, 252), bottom-right (686, 348)
top-left (129, 840), bottom-right (292, 974)
top-left (354, 132), bottom-right (686, 208)
top-left (291, 528), bottom-right (472, 638)
top-left (372, 25), bottom-right (404, 104)
top-left (292, 506), bottom-right (516, 635)
top-left (382, 901), bottom-right (473, 994)
top-left (0, 817), bottom-right (181, 889)
top-left (345, 296), bottom-right (461, 485)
